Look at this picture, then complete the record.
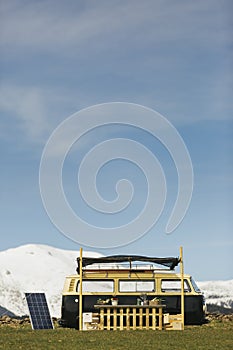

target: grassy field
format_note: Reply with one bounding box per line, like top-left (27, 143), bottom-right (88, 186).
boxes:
top-left (0, 321), bottom-right (232, 350)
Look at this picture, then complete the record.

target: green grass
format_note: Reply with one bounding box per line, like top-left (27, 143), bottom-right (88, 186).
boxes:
top-left (0, 322), bottom-right (232, 350)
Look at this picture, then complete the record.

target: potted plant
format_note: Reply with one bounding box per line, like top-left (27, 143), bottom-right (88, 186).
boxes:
top-left (111, 296), bottom-right (118, 306)
top-left (97, 298), bottom-right (110, 305)
top-left (149, 297), bottom-right (163, 306)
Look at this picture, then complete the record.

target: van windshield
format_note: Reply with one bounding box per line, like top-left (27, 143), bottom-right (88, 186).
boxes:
top-left (190, 277), bottom-right (201, 292)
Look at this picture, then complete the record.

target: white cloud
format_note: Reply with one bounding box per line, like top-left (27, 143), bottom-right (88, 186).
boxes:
top-left (0, 83), bottom-right (52, 142)
top-left (0, 82), bottom-right (95, 144)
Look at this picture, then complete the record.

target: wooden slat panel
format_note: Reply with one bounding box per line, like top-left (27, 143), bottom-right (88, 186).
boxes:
top-left (120, 308), bottom-right (124, 330)
top-left (113, 308), bottom-right (117, 330)
top-left (159, 306), bottom-right (163, 330)
top-left (126, 307), bottom-right (130, 330)
top-left (107, 308), bottom-right (111, 330)
top-left (152, 307), bottom-right (156, 330)
top-left (145, 307), bottom-right (149, 330)
top-left (99, 309), bottom-right (104, 330)
top-left (133, 308), bottom-right (137, 330)
top-left (139, 308), bottom-right (143, 329)
top-left (94, 305), bottom-right (165, 331)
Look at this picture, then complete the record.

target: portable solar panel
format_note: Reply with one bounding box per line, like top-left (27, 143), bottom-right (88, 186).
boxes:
top-left (25, 292), bottom-right (54, 330)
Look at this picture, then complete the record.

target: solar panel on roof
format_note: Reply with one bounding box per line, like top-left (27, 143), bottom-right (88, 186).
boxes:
top-left (25, 293), bottom-right (54, 330)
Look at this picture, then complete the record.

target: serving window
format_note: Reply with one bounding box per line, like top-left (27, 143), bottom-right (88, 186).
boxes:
top-left (119, 280), bottom-right (155, 292)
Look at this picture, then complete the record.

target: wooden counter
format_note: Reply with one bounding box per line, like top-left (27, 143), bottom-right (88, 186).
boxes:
top-left (94, 304), bottom-right (165, 330)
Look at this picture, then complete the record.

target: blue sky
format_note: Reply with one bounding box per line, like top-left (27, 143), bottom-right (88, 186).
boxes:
top-left (0, 0), bottom-right (232, 280)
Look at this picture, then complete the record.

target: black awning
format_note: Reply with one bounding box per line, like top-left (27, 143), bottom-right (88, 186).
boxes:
top-left (77, 255), bottom-right (180, 273)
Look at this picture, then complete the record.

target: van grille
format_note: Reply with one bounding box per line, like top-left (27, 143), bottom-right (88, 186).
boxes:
top-left (68, 278), bottom-right (76, 292)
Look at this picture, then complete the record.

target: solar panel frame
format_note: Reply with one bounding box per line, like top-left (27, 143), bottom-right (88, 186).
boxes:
top-left (25, 292), bottom-right (54, 330)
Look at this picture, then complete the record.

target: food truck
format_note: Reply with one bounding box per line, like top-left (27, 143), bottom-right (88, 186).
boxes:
top-left (59, 248), bottom-right (206, 330)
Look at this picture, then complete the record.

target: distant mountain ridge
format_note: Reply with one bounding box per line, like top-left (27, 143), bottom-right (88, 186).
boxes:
top-left (0, 244), bottom-right (232, 317)
top-left (198, 279), bottom-right (233, 314)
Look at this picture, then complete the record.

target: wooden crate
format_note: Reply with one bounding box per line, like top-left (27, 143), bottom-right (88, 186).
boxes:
top-left (82, 312), bottom-right (100, 330)
top-left (164, 314), bottom-right (183, 330)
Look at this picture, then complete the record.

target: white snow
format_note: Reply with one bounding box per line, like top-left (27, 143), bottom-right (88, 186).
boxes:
top-left (0, 244), bottom-right (101, 317)
top-left (0, 244), bottom-right (232, 317)
top-left (197, 280), bottom-right (233, 310)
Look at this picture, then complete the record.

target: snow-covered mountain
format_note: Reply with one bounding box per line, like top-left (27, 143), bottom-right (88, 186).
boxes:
top-left (0, 244), bottom-right (232, 317)
top-left (198, 280), bottom-right (233, 312)
top-left (0, 244), bottom-right (101, 317)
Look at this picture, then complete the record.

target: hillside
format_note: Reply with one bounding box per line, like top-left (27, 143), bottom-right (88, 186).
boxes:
top-left (0, 244), bottom-right (101, 317)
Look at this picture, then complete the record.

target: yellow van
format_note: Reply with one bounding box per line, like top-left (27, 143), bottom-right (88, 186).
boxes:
top-left (59, 254), bottom-right (206, 329)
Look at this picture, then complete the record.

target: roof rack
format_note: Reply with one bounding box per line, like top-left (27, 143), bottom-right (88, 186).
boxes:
top-left (76, 255), bottom-right (180, 274)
